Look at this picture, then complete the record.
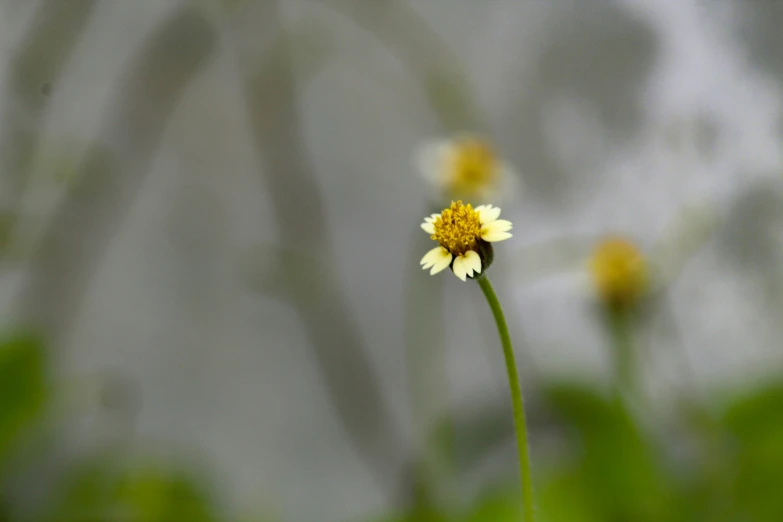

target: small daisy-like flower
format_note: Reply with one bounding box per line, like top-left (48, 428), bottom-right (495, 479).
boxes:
top-left (415, 135), bottom-right (518, 201)
top-left (420, 200), bottom-right (513, 281)
top-left (589, 237), bottom-right (648, 309)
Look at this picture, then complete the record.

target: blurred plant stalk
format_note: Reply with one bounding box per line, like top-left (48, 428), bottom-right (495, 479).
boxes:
top-left (229, 0), bottom-right (411, 502)
top-left (589, 237), bottom-right (648, 404)
top-left (240, 0), bottom-right (490, 509)
top-left (606, 306), bottom-right (637, 400)
top-left (0, 0), bottom-right (99, 214)
top-left (324, 0), bottom-right (490, 511)
top-left (14, 6), bottom-right (217, 344)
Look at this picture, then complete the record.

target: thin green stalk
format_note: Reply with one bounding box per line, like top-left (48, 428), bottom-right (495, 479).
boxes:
top-left (476, 275), bottom-right (535, 522)
top-left (607, 307), bottom-right (634, 397)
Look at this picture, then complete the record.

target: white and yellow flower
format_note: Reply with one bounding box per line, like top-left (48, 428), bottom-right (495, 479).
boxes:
top-left (420, 200), bottom-right (513, 281)
top-left (589, 237), bottom-right (648, 309)
top-left (415, 135), bottom-right (519, 201)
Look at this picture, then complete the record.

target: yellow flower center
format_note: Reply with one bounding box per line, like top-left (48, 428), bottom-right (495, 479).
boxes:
top-left (447, 138), bottom-right (498, 196)
top-left (589, 238), bottom-right (648, 308)
top-left (432, 200), bottom-right (483, 256)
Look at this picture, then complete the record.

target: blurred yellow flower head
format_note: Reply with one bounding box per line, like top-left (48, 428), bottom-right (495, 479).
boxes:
top-left (420, 200), bottom-right (512, 281)
top-left (415, 135), bottom-right (519, 201)
top-left (589, 237), bottom-right (648, 308)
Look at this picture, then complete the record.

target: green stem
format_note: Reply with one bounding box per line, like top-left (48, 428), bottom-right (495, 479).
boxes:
top-left (607, 307), bottom-right (634, 399)
top-left (476, 275), bottom-right (535, 522)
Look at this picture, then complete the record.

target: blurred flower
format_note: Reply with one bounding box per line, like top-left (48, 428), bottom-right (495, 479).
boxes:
top-left (420, 200), bottom-right (512, 281)
top-left (415, 135), bottom-right (519, 201)
top-left (589, 237), bottom-right (649, 309)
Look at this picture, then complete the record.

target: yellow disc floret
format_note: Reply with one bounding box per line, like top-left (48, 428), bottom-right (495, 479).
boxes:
top-left (447, 138), bottom-right (498, 196)
top-left (432, 200), bottom-right (483, 256)
top-left (590, 237), bottom-right (648, 308)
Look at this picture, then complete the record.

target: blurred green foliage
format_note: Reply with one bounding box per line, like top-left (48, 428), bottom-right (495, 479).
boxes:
top-left (537, 383), bottom-right (675, 522)
top-left (1, 328), bottom-right (782, 522)
top-left (0, 331), bottom-right (223, 522)
top-left (0, 332), bottom-right (46, 472)
top-left (716, 383), bottom-right (783, 521)
top-left (371, 487), bottom-right (521, 522)
top-left (48, 458), bottom-right (217, 522)
top-left (366, 378), bottom-right (783, 522)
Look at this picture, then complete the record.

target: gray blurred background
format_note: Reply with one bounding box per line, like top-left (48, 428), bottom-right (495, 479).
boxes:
top-left (2, 0), bottom-right (783, 521)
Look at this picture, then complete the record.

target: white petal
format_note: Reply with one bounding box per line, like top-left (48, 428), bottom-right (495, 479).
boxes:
top-left (498, 162), bottom-right (523, 196)
top-left (461, 252), bottom-right (477, 278)
top-left (464, 250), bottom-right (482, 275)
top-left (421, 214), bottom-right (440, 233)
top-left (463, 164), bottom-right (520, 204)
top-left (462, 251), bottom-right (478, 277)
top-left (477, 205), bottom-right (501, 224)
top-left (415, 140), bottom-right (455, 187)
top-left (482, 219), bottom-right (513, 234)
top-left (421, 221), bottom-right (436, 234)
top-left (474, 204), bottom-right (489, 213)
top-left (452, 255), bottom-right (469, 281)
top-left (421, 257), bottom-right (436, 269)
top-left (482, 230), bottom-right (513, 242)
top-left (430, 254), bottom-right (452, 275)
top-left (420, 246), bottom-right (446, 268)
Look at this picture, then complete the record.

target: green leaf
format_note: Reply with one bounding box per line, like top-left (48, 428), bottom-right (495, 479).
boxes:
top-left (119, 468), bottom-right (217, 522)
top-left (539, 382), bottom-right (676, 522)
top-left (50, 456), bottom-right (219, 522)
top-left (715, 382), bottom-right (783, 521)
top-left (459, 487), bottom-right (521, 522)
top-left (0, 331), bottom-right (47, 468)
top-left (48, 455), bottom-right (121, 518)
top-left (537, 468), bottom-right (601, 522)
top-left (432, 402), bottom-right (512, 476)
top-left (721, 381), bottom-right (783, 438)
top-left (368, 506), bottom-right (449, 522)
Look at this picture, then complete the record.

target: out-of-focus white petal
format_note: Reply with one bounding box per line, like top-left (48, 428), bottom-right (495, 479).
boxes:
top-left (415, 139), bottom-right (454, 187)
top-left (498, 162), bottom-right (522, 196)
top-left (421, 221), bottom-right (436, 234)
